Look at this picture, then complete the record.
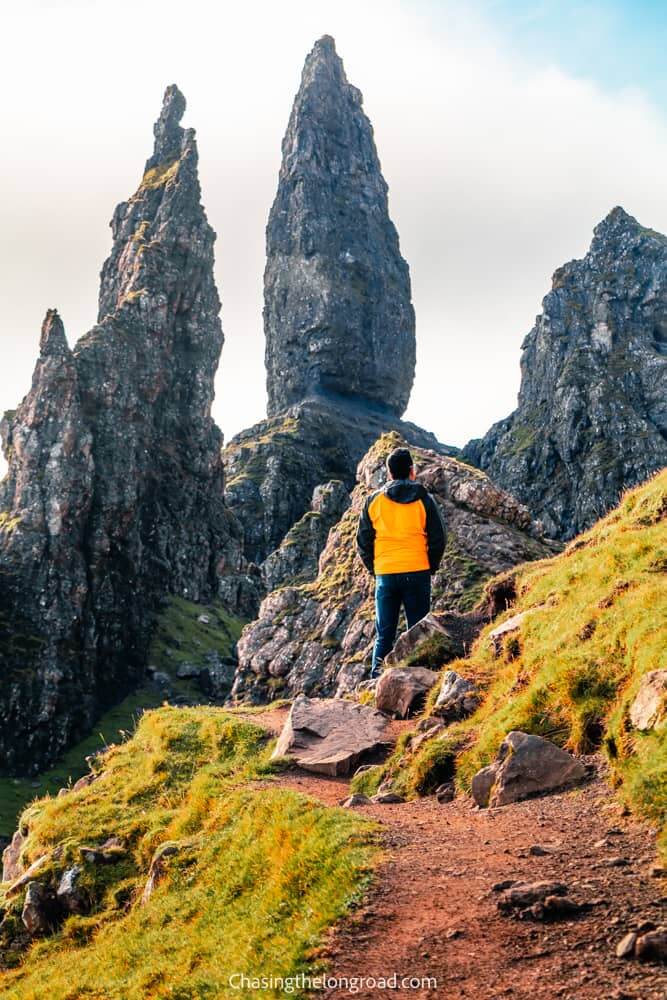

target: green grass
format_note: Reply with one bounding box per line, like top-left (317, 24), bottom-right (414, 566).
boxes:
top-left (148, 595), bottom-right (246, 696)
top-left (366, 470), bottom-right (667, 854)
top-left (0, 688), bottom-right (164, 838)
top-left (0, 707), bottom-right (377, 998)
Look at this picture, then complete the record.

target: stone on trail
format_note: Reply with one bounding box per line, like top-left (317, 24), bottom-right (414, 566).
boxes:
top-left (634, 928), bottom-right (667, 963)
top-left (271, 695), bottom-right (391, 776)
top-left (342, 794), bottom-right (372, 808)
top-left (616, 932), bottom-right (638, 959)
top-left (435, 782), bottom-right (455, 804)
top-left (497, 880), bottom-right (569, 912)
top-left (375, 666), bottom-right (439, 719)
top-left (629, 670), bottom-right (667, 731)
top-left (471, 731), bottom-right (587, 807)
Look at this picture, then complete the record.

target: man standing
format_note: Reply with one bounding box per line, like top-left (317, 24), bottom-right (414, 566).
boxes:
top-left (356, 447), bottom-right (446, 677)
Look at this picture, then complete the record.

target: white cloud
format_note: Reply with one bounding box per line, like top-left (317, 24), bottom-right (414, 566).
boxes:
top-left (1, 0), bottom-right (666, 484)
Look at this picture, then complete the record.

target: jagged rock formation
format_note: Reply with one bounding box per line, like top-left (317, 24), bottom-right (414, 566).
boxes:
top-left (264, 35), bottom-right (415, 418)
top-left (463, 207), bottom-right (667, 539)
top-left (224, 397), bottom-right (456, 565)
top-left (0, 86), bottom-right (253, 774)
top-left (230, 433), bottom-right (556, 704)
top-left (225, 36), bottom-right (447, 569)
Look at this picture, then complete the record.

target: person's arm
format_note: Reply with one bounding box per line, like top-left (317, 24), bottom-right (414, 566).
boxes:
top-left (356, 496), bottom-right (376, 574)
top-left (424, 493), bottom-right (446, 574)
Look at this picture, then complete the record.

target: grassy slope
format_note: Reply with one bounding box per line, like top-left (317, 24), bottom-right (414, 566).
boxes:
top-left (0, 688), bottom-right (164, 839)
top-left (354, 470), bottom-right (667, 852)
top-left (0, 597), bottom-right (246, 839)
top-left (0, 708), bottom-right (376, 999)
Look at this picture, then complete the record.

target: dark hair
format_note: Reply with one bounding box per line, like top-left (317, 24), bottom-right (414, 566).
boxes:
top-left (386, 447), bottom-right (413, 480)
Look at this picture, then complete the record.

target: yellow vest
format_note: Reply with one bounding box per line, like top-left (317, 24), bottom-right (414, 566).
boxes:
top-left (367, 491), bottom-right (430, 575)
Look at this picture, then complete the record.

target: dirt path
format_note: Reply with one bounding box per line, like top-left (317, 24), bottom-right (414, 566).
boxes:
top-left (240, 707), bottom-right (667, 999)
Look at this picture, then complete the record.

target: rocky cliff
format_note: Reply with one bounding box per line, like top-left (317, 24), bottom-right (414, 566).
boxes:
top-left (0, 86), bottom-right (253, 774)
top-left (225, 37), bottom-right (455, 567)
top-left (224, 397), bottom-right (456, 565)
top-left (264, 35), bottom-right (415, 418)
top-left (230, 433), bottom-right (555, 704)
top-left (463, 207), bottom-right (667, 539)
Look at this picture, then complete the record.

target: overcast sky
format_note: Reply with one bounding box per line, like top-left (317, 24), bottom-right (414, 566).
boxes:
top-left (2, 0), bottom-right (667, 474)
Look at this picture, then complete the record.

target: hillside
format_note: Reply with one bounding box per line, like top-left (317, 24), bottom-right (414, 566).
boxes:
top-left (355, 469), bottom-right (667, 853)
top-left (0, 708), bottom-right (375, 997)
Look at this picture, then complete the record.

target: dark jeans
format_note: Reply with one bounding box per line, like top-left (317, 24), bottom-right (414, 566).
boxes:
top-left (372, 570), bottom-right (431, 673)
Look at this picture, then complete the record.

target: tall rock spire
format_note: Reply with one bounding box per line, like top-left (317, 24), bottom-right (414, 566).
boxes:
top-left (463, 207), bottom-right (667, 539)
top-left (264, 35), bottom-right (416, 417)
top-left (0, 88), bottom-right (251, 775)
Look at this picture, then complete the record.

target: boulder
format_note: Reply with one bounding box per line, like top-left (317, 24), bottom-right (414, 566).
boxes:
top-left (56, 865), bottom-right (88, 914)
top-left (471, 766), bottom-right (497, 808)
top-left (271, 695), bottom-right (390, 776)
top-left (5, 854), bottom-right (51, 899)
top-left (616, 932), bottom-right (638, 959)
top-left (21, 881), bottom-right (59, 936)
top-left (2, 829), bottom-right (25, 883)
top-left (471, 731), bottom-right (587, 807)
top-left (71, 772), bottom-right (97, 793)
top-left (435, 782), bottom-right (455, 804)
top-left (433, 670), bottom-right (479, 721)
top-left (487, 609), bottom-right (546, 655)
top-left (342, 794), bottom-right (372, 808)
top-left (629, 670), bottom-right (667, 731)
top-left (375, 666), bottom-right (439, 719)
top-left (384, 613), bottom-right (465, 668)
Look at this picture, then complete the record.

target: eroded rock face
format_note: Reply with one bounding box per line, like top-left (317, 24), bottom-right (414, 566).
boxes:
top-left (464, 207), bottom-right (667, 539)
top-left (0, 86), bottom-right (253, 774)
top-left (261, 480), bottom-right (350, 592)
top-left (230, 433), bottom-right (556, 704)
top-left (264, 35), bottom-right (415, 419)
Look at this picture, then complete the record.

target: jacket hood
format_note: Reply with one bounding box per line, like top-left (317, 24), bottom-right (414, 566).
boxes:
top-left (381, 479), bottom-right (429, 504)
